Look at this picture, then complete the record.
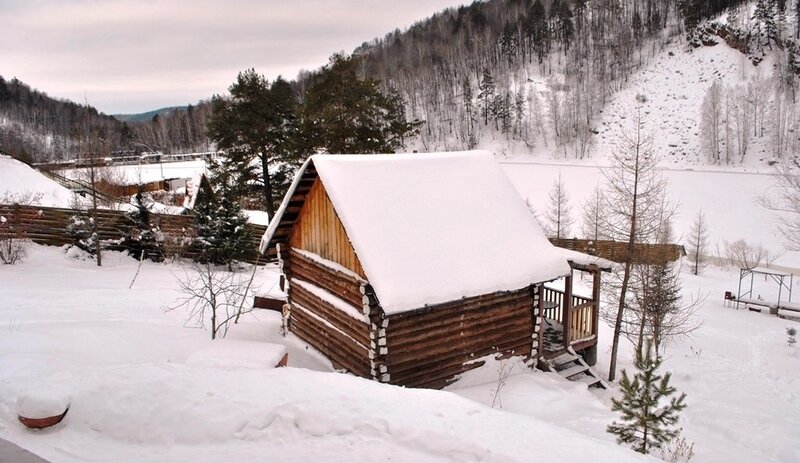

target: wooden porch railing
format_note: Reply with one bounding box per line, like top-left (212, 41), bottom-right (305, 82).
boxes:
top-left (541, 286), bottom-right (597, 345)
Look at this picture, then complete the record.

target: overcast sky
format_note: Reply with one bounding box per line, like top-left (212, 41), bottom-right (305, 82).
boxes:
top-left (0, 0), bottom-right (469, 114)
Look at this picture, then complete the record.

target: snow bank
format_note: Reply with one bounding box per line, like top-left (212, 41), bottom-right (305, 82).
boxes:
top-left (1, 365), bottom-right (653, 462)
top-left (0, 155), bottom-right (74, 207)
top-left (186, 339), bottom-right (287, 369)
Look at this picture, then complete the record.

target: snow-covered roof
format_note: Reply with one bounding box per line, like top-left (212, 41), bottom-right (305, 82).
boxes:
top-left (558, 248), bottom-right (617, 271)
top-left (262, 151), bottom-right (571, 315)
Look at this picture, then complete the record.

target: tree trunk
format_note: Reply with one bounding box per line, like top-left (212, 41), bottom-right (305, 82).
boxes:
top-left (260, 152), bottom-right (275, 219)
top-left (609, 127), bottom-right (642, 382)
top-left (89, 162), bottom-right (102, 267)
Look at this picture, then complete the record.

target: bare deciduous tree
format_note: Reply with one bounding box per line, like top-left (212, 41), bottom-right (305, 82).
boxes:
top-left (700, 80), bottom-right (724, 163)
top-left (600, 105), bottom-right (675, 381)
top-left (625, 262), bottom-right (704, 356)
top-left (166, 262), bottom-right (257, 340)
top-left (580, 184), bottom-right (604, 241)
top-left (722, 239), bottom-right (773, 269)
top-left (760, 161), bottom-right (800, 250)
top-left (542, 173), bottom-right (575, 239)
top-left (686, 210), bottom-right (709, 275)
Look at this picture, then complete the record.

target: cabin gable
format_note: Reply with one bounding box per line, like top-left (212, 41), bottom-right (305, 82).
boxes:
top-left (289, 178), bottom-right (366, 278)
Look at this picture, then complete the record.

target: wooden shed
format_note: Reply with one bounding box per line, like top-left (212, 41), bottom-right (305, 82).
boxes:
top-left (260, 151), bottom-right (608, 389)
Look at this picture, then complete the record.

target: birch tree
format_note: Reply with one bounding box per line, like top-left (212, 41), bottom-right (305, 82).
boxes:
top-left (700, 80), bottom-right (724, 163)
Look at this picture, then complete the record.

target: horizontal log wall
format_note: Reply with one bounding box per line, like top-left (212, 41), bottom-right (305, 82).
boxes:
top-left (384, 288), bottom-right (535, 389)
top-left (287, 275), bottom-right (371, 378)
top-left (0, 204), bottom-right (267, 264)
top-left (288, 248), bottom-right (366, 308)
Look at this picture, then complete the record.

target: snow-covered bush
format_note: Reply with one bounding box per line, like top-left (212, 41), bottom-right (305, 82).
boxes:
top-left (66, 212), bottom-right (98, 255)
top-left (788, 327), bottom-right (797, 347)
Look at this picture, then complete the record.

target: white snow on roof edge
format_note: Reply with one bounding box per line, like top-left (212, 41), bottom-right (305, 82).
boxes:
top-left (558, 248), bottom-right (617, 271)
top-left (262, 151), bottom-right (572, 314)
top-left (259, 157), bottom-right (312, 254)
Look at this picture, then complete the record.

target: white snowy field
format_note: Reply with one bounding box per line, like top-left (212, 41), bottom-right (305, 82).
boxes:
top-left (0, 245), bottom-right (655, 463)
top-left (0, 245), bottom-right (798, 462)
top-left (59, 160), bottom-right (208, 185)
top-left (501, 161), bottom-right (800, 269)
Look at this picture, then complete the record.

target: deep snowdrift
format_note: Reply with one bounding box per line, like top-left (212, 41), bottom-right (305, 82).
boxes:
top-left (0, 246), bottom-right (649, 463)
top-left (0, 155), bottom-right (74, 207)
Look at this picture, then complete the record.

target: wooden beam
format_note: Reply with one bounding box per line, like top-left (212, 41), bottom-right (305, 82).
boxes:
top-left (563, 271), bottom-right (573, 347)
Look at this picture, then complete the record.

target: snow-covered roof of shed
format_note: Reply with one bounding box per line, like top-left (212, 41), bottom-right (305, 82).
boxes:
top-left (558, 248), bottom-right (617, 271)
top-left (262, 151), bottom-right (571, 315)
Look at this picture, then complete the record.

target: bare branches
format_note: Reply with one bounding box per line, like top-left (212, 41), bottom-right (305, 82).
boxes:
top-left (721, 239), bottom-right (775, 269)
top-left (542, 173), bottom-right (574, 239)
top-left (165, 261), bottom-right (257, 340)
top-left (759, 161), bottom-right (800, 251)
top-left (686, 210), bottom-right (709, 275)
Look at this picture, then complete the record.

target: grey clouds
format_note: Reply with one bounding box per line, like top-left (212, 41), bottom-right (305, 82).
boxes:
top-left (0, 0), bottom-right (468, 113)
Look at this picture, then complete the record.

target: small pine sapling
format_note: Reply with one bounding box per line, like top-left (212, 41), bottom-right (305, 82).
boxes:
top-left (607, 340), bottom-right (687, 455)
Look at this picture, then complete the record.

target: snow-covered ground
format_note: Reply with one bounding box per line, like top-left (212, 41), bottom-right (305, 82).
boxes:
top-left (0, 244), bottom-right (797, 462)
top-left (0, 155), bottom-right (74, 207)
top-left (59, 160), bottom-right (208, 185)
top-left (502, 162), bottom-right (800, 269)
top-left (0, 245), bottom-right (655, 463)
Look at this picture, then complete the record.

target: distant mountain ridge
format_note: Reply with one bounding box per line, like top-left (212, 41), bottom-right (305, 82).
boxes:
top-left (113, 106), bottom-right (188, 123)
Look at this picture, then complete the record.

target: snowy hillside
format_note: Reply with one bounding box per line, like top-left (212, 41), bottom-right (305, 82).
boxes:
top-left (0, 154), bottom-right (74, 207)
top-left (591, 40), bottom-right (791, 170)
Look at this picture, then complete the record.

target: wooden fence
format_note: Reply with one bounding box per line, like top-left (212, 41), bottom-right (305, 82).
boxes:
top-left (0, 204), bottom-right (267, 264)
top-left (550, 238), bottom-right (686, 266)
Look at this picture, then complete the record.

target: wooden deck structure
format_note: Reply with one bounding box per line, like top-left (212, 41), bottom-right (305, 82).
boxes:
top-left (539, 261), bottom-right (607, 365)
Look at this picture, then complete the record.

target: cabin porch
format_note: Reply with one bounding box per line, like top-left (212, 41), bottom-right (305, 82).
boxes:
top-left (539, 264), bottom-right (603, 365)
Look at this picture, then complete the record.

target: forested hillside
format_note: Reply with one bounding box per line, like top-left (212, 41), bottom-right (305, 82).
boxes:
top-left (356, 0), bottom-right (800, 162)
top-left (2, 0), bottom-right (798, 164)
top-left (0, 76), bottom-right (212, 162)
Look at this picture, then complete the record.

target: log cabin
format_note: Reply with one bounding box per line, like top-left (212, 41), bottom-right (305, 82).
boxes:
top-left (260, 151), bottom-right (612, 389)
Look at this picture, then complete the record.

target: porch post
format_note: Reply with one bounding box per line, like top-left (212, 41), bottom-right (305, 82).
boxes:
top-left (584, 266), bottom-right (602, 366)
top-left (563, 270), bottom-right (573, 348)
top-left (591, 265), bottom-right (601, 339)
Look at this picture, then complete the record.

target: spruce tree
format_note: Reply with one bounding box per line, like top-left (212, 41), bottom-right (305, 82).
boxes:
top-left (478, 69), bottom-right (495, 126)
top-left (124, 193), bottom-right (162, 262)
top-left (607, 340), bottom-right (687, 455)
top-left (193, 157), bottom-right (253, 270)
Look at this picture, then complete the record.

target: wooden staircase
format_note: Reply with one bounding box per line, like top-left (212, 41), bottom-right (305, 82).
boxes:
top-left (541, 347), bottom-right (608, 390)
